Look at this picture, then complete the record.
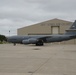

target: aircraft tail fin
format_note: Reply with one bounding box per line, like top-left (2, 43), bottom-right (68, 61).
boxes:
top-left (69, 20), bottom-right (76, 29)
top-left (65, 20), bottom-right (76, 35)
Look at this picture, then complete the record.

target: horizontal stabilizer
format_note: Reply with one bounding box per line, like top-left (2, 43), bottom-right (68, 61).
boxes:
top-left (66, 29), bottom-right (76, 31)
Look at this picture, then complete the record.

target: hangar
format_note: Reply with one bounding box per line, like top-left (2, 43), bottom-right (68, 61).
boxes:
top-left (17, 18), bottom-right (76, 44)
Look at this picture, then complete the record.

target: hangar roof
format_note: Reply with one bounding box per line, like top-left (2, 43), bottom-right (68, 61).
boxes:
top-left (18, 18), bottom-right (72, 30)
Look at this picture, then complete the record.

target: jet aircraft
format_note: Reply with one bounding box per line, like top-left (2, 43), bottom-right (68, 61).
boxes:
top-left (7, 20), bottom-right (76, 46)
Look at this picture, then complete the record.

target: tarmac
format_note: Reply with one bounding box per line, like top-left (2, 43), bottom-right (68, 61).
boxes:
top-left (0, 43), bottom-right (76, 75)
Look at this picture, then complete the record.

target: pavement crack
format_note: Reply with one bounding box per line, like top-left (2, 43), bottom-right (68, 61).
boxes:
top-left (31, 57), bottom-right (51, 75)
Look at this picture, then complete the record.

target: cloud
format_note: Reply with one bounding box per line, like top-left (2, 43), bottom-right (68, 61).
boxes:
top-left (0, 0), bottom-right (76, 36)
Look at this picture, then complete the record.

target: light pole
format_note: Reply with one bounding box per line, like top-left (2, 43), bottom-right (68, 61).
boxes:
top-left (9, 30), bottom-right (10, 36)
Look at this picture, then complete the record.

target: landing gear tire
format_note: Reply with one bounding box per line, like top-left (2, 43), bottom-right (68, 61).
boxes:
top-left (36, 40), bottom-right (44, 46)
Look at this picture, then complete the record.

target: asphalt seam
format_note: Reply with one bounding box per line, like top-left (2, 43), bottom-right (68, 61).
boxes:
top-left (31, 57), bottom-right (51, 75)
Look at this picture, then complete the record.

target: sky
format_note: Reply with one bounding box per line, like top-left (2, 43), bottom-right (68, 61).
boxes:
top-left (0, 0), bottom-right (76, 36)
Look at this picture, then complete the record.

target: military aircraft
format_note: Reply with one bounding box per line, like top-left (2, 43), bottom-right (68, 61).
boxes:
top-left (7, 20), bottom-right (76, 46)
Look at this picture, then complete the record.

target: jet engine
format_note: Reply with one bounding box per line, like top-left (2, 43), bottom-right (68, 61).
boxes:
top-left (22, 38), bottom-right (38, 44)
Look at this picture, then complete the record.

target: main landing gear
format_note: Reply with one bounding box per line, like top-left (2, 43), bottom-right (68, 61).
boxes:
top-left (36, 40), bottom-right (44, 46)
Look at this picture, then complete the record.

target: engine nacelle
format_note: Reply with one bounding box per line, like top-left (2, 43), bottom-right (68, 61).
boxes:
top-left (22, 38), bottom-right (38, 44)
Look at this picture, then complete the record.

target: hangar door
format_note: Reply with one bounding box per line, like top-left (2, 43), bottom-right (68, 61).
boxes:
top-left (51, 26), bottom-right (59, 34)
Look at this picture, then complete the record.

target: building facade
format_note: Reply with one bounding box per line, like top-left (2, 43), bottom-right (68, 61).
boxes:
top-left (17, 18), bottom-right (76, 44)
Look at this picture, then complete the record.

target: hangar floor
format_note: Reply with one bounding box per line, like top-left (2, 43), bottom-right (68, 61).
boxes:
top-left (0, 44), bottom-right (76, 75)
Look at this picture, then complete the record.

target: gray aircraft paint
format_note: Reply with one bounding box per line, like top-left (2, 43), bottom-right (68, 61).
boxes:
top-left (7, 20), bottom-right (76, 46)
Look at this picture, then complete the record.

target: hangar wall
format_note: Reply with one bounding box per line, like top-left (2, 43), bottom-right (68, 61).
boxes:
top-left (17, 18), bottom-right (76, 44)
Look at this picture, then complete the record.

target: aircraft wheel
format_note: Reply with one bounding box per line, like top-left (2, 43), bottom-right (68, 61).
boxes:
top-left (36, 40), bottom-right (44, 46)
